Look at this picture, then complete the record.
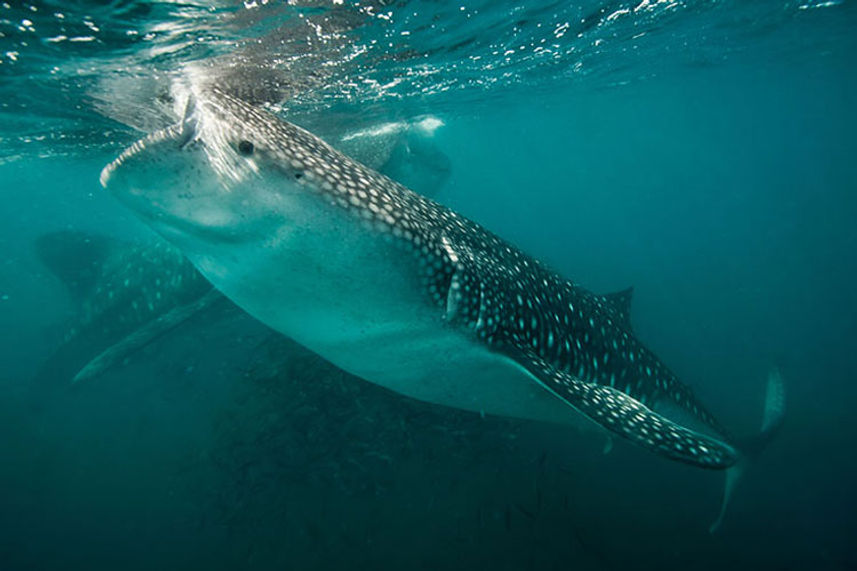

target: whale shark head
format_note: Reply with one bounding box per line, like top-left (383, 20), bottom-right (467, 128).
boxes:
top-left (101, 87), bottom-right (360, 251)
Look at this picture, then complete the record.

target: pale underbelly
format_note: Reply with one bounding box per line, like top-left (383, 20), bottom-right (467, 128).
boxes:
top-left (323, 323), bottom-right (591, 427)
top-left (225, 286), bottom-right (597, 431)
top-left (186, 191), bottom-right (597, 431)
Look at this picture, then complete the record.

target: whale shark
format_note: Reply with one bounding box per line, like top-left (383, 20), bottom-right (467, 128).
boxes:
top-left (100, 86), bottom-right (784, 521)
top-left (32, 231), bottom-right (222, 387)
top-left (32, 114), bottom-right (452, 386)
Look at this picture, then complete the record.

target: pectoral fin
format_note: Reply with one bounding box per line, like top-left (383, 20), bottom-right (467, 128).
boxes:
top-left (72, 289), bottom-right (223, 384)
top-left (513, 349), bottom-right (738, 469)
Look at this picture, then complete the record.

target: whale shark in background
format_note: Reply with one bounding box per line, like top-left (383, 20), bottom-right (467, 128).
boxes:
top-left (100, 85), bottom-right (785, 528)
top-left (32, 231), bottom-right (221, 387)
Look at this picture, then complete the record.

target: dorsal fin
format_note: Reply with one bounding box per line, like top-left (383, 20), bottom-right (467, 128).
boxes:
top-left (602, 286), bottom-right (633, 330)
top-left (34, 231), bottom-right (116, 303)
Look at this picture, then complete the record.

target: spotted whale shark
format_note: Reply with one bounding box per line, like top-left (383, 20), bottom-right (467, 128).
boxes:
top-left (32, 114), bottom-right (451, 387)
top-left (101, 86), bottom-right (783, 521)
top-left (32, 231), bottom-right (221, 387)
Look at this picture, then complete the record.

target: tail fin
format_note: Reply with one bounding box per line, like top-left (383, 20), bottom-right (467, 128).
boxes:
top-left (758, 367), bottom-right (787, 440)
top-left (709, 367), bottom-right (786, 533)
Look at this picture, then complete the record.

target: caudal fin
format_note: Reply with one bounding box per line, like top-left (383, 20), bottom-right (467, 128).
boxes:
top-left (709, 367), bottom-right (786, 533)
top-left (759, 367), bottom-right (787, 437)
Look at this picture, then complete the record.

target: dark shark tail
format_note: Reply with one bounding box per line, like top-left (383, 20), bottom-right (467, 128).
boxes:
top-left (709, 367), bottom-right (786, 533)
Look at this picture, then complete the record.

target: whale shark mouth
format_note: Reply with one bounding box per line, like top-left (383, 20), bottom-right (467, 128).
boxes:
top-left (100, 122), bottom-right (185, 189)
top-left (100, 92), bottom-right (202, 188)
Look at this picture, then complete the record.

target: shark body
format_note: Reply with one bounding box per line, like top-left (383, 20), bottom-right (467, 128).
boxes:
top-left (33, 114), bottom-right (450, 386)
top-left (33, 231), bottom-right (217, 386)
top-left (101, 86), bottom-right (780, 471)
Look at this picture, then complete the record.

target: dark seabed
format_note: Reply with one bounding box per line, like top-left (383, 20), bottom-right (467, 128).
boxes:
top-left (1, 1), bottom-right (855, 569)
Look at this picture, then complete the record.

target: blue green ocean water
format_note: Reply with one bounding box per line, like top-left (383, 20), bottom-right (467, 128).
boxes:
top-left (1, 1), bottom-right (856, 569)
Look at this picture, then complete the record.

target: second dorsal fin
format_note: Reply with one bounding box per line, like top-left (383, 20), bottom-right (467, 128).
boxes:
top-left (601, 286), bottom-right (633, 331)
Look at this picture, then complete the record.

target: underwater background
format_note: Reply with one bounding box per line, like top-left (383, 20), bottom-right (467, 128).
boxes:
top-left (1, 1), bottom-right (855, 569)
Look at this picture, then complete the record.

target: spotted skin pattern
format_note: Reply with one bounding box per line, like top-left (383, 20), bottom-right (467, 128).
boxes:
top-left (104, 87), bottom-right (738, 469)
top-left (515, 348), bottom-right (736, 468)
top-left (62, 239), bottom-right (211, 347)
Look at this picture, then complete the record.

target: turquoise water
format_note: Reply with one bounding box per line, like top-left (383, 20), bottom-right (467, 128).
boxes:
top-left (1, 1), bottom-right (856, 569)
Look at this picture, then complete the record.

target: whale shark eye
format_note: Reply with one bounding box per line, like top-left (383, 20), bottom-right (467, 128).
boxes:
top-left (237, 140), bottom-right (254, 156)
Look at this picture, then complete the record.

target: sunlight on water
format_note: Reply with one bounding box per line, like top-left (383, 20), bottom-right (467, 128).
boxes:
top-left (0, 0), bottom-right (852, 160)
